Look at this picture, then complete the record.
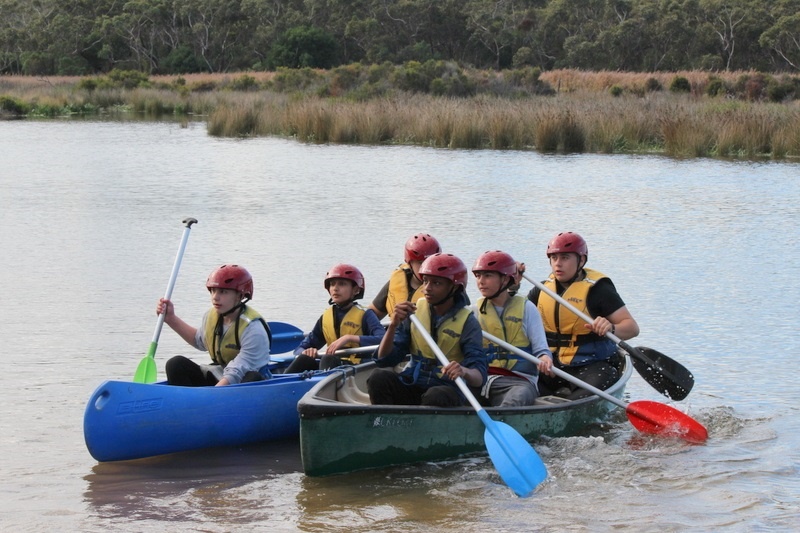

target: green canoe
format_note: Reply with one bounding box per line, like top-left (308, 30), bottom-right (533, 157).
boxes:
top-left (298, 355), bottom-right (632, 476)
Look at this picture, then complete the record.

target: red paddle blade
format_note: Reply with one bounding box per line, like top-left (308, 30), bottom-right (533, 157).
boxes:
top-left (626, 400), bottom-right (708, 444)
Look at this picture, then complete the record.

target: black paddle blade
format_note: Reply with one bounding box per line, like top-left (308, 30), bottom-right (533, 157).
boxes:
top-left (627, 345), bottom-right (694, 401)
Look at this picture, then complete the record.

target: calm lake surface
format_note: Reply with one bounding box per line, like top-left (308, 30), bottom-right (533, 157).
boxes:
top-left (1, 120), bottom-right (798, 532)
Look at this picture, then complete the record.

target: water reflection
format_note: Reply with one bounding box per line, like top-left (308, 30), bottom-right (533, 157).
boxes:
top-left (83, 440), bottom-right (302, 522)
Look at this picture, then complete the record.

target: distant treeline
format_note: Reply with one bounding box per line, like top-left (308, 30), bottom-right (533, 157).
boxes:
top-left (1, 0), bottom-right (799, 76)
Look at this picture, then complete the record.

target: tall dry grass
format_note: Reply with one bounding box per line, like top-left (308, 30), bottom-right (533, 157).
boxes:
top-left (204, 91), bottom-right (800, 158)
top-left (3, 70), bottom-right (800, 159)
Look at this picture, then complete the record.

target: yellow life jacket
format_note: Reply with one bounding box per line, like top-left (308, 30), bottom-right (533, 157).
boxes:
top-left (537, 268), bottom-right (606, 365)
top-left (410, 299), bottom-right (471, 368)
top-left (321, 304), bottom-right (365, 351)
top-left (385, 264), bottom-right (424, 318)
top-left (476, 295), bottom-right (531, 370)
top-left (204, 306), bottom-right (265, 366)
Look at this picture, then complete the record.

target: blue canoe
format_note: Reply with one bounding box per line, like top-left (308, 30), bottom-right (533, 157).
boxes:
top-left (84, 369), bottom-right (326, 462)
top-left (84, 321), bottom-right (313, 462)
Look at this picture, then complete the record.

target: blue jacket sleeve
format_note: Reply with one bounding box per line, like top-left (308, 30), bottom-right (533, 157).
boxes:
top-left (359, 309), bottom-right (386, 347)
top-left (459, 314), bottom-right (488, 384)
top-left (377, 319), bottom-right (411, 367)
top-left (293, 315), bottom-right (326, 355)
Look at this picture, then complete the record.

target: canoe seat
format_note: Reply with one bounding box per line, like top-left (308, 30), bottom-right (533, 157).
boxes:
top-left (338, 378), bottom-right (372, 405)
top-left (534, 395), bottom-right (572, 406)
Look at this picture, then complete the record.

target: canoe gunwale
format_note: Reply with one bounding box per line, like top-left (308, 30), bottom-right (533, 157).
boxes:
top-left (298, 358), bottom-right (631, 419)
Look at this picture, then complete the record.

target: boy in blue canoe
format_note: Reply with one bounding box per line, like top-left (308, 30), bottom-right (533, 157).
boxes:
top-left (157, 264), bottom-right (272, 386)
top-left (285, 263), bottom-right (385, 373)
top-left (367, 253), bottom-right (487, 407)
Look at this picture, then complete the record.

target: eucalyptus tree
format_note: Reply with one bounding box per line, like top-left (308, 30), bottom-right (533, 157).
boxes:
top-left (464, 0), bottom-right (528, 69)
top-left (242, 0), bottom-right (313, 68)
top-left (696, 0), bottom-right (770, 70)
top-left (173, 0), bottom-right (252, 71)
top-left (759, 0), bottom-right (800, 70)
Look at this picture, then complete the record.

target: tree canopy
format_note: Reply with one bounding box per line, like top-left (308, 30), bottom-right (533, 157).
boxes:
top-left (1, 0), bottom-right (798, 75)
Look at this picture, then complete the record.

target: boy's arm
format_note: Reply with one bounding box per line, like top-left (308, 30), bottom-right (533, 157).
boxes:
top-left (454, 314), bottom-right (487, 387)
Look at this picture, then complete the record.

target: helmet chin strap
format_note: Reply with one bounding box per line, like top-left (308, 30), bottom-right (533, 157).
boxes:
top-left (329, 297), bottom-right (355, 308)
top-left (480, 276), bottom-right (514, 313)
top-left (554, 255), bottom-right (587, 285)
top-left (568, 256), bottom-right (587, 283)
top-left (430, 286), bottom-right (458, 308)
top-left (223, 294), bottom-right (249, 314)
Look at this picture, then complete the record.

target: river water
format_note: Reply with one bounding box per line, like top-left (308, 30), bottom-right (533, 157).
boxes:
top-left (0, 120), bottom-right (798, 532)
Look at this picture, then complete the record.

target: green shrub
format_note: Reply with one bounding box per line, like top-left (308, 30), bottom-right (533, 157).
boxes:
top-left (706, 76), bottom-right (728, 97)
top-left (766, 76), bottom-right (796, 102)
top-left (392, 61), bottom-right (429, 92)
top-left (106, 69), bottom-right (150, 89)
top-left (0, 95), bottom-right (28, 114)
top-left (609, 85), bottom-right (623, 97)
top-left (78, 77), bottom-right (98, 92)
top-left (645, 77), bottom-right (662, 92)
top-left (367, 62), bottom-right (393, 84)
top-left (230, 74), bottom-right (259, 91)
top-left (669, 76), bottom-right (691, 93)
top-left (330, 64), bottom-right (364, 94)
top-left (271, 67), bottom-right (321, 92)
top-left (502, 67), bottom-right (552, 96)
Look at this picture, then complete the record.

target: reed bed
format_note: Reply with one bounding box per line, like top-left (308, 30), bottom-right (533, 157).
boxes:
top-left (3, 70), bottom-right (800, 159)
top-left (207, 92), bottom-right (800, 159)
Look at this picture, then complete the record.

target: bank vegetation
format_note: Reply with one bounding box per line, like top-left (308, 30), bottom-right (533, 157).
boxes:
top-left (2, 65), bottom-right (799, 160)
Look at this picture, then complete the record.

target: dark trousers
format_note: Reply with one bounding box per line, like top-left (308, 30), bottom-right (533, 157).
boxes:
top-left (165, 355), bottom-right (264, 386)
top-left (285, 354), bottom-right (350, 373)
top-left (367, 368), bottom-right (462, 407)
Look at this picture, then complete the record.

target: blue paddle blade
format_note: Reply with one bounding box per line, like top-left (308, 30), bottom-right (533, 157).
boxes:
top-left (268, 321), bottom-right (305, 354)
top-left (483, 420), bottom-right (547, 497)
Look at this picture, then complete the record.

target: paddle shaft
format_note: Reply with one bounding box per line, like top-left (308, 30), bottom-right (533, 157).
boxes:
top-left (150, 218), bottom-right (197, 351)
top-left (481, 330), bottom-right (627, 411)
top-left (522, 273), bottom-right (630, 344)
top-left (321, 346), bottom-right (379, 357)
top-left (407, 315), bottom-right (483, 412)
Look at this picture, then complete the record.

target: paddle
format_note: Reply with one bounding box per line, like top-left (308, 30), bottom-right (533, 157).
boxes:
top-left (521, 273), bottom-right (694, 401)
top-left (266, 328), bottom-right (377, 370)
top-left (268, 321), bottom-right (306, 354)
top-left (320, 346), bottom-right (378, 357)
top-left (134, 217), bottom-right (198, 383)
top-left (481, 331), bottom-right (708, 443)
top-left (408, 314), bottom-right (547, 497)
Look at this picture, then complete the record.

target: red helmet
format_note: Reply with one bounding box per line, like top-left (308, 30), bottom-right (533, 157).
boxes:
top-left (472, 250), bottom-right (517, 277)
top-left (404, 233), bottom-right (441, 262)
top-left (547, 232), bottom-right (588, 259)
top-left (207, 265), bottom-right (254, 299)
top-left (324, 263), bottom-right (365, 299)
top-left (419, 253), bottom-right (468, 289)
